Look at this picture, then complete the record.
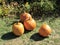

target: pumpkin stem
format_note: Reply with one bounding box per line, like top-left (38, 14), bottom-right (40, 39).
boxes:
top-left (15, 21), bottom-right (20, 25)
top-left (16, 22), bottom-right (18, 25)
top-left (43, 22), bottom-right (47, 25)
top-left (23, 11), bottom-right (26, 13)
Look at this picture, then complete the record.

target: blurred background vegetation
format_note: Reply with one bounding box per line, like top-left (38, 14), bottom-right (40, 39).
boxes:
top-left (0, 0), bottom-right (60, 20)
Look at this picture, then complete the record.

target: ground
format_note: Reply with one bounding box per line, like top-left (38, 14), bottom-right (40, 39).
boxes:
top-left (0, 17), bottom-right (60, 45)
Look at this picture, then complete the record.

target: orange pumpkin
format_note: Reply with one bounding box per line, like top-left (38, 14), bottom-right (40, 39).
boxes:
top-left (39, 23), bottom-right (52, 37)
top-left (24, 18), bottom-right (36, 30)
top-left (12, 22), bottom-right (24, 36)
top-left (20, 12), bottom-right (32, 22)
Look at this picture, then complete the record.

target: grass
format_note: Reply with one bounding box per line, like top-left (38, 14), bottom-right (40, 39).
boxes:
top-left (0, 17), bottom-right (60, 45)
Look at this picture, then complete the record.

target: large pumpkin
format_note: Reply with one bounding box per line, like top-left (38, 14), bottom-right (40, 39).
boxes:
top-left (20, 12), bottom-right (32, 22)
top-left (39, 23), bottom-right (52, 37)
top-left (24, 18), bottom-right (36, 30)
top-left (12, 22), bottom-right (24, 36)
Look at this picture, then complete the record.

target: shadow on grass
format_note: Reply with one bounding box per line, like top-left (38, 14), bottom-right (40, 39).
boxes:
top-left (30, 33), bottom-right (49, 41)
top-left (24, 29), bottom-right (32, 34)
top-left (1, 32), bottom-right (19, 40)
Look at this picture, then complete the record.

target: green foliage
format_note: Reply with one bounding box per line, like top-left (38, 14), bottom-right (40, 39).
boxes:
top-left (31, 1), bottom-right (54, 11)
top-left (30, 1), bottom-right (55, 18)
top-left (0, 0), bottom-right (59, 19)
top-left (24, 2), bottom-right (31, 12)
top-left (3, 7), bottom-right (10, 14)
top-left (41, 1), bottom-right (54, 11)
top-left (0, 6), bottom-right (3, 15)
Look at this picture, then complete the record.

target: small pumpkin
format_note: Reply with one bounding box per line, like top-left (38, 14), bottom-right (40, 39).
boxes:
top-left (12, 22), bottom-right (24, 36)
top-left (20, 12), bottom-right (32, 22)
top-left (39, 23), bottom-right (52, 37)
top-left (24, 18), bottom-right (36, 30)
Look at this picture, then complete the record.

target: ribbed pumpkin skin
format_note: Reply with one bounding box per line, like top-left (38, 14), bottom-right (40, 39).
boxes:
top-left (12, 22), bottom-right (24, 36)
top-left (24, 19), bottom-right (36, 30)
top-left (39, 24), bottom-right (51, 37)
top-left (20, 12), bottom-right (32, 22)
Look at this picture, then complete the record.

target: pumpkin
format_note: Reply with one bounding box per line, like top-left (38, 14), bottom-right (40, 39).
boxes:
top-left (12, 22), bottom-right (24, 36)
top-left (39, 23), bottom-right (51, 37)
top-left (24, 18), bottom-right (36, 30)
top-left (20, 12), bottom-right (32, 22)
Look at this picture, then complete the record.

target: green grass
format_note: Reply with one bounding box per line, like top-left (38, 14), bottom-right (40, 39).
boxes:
top-left (0, 17), bottom-right (60, 45)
